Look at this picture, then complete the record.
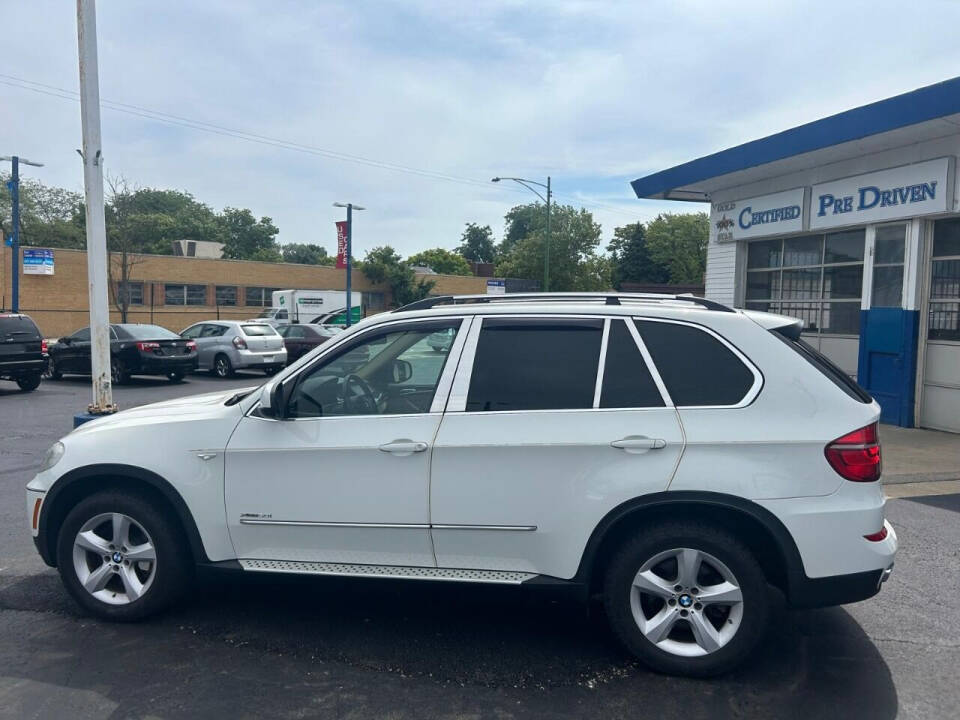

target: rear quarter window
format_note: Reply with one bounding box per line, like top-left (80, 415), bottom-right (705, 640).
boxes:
top-left (772, 331), bottom-right (872, 403)
top-left (634, 319), bottom-right (756, 407)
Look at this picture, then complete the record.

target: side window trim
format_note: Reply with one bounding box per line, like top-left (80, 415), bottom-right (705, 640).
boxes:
top-left (445, 316), bottom-right (482, 412)
top-left (624, 318), bottom-right (675, 407)
top-left (633, 316), bottom-right (764, 409)
top-left (430, 316), bottom-right (473, 413)
top-left (591, 319), bottom-right (611, 408)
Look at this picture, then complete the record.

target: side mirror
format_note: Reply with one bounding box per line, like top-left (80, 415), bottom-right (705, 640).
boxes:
top-left (259, 379), bottom-right (288, 419)
top-left (392, 359), bottom-right (413, 383)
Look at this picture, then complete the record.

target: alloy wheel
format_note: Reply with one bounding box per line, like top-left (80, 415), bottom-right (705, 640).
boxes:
top-left (72, 512), bottom-right (157, 605)
top-left (629, 547), bottom-right (744, 657)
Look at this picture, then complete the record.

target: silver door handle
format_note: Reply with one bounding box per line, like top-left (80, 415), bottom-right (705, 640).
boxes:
top-left (378, 440), bottom-right (429, 455)
top-left (611, 436), bottom-right (666, 452)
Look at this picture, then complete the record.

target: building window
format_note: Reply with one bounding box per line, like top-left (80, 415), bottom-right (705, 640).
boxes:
top-left (362, 292), bottom-right (385, 312)
top-left (929, 218), bottom-right (960, 341)
top-left (871, 224), bottom-right (906, 308)
top-left (165, 283), bottom-right (207, 306)
top-left (117, 281), bottom-right (144, 306)
top-left (245, 286), bottom-right (279, 307)
top-left (215, 285), bottom-right (237, 306)
top-left (745, 229), bottom-right (865, 335)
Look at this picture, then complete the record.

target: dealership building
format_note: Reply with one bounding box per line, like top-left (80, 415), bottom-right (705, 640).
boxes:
top-left (632, 76), bottom-right (960, 432)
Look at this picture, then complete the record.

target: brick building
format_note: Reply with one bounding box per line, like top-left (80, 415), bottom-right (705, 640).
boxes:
top-left (0, 247), bottom-right (492, 337)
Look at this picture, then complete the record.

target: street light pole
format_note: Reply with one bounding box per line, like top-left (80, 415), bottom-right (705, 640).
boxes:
top-left (491, 175), bottom-right (552, 292)
top-left (333, 202), bottom-right (365, 327)
top-left (76, 0), bottom-right (115, 417)
top-left (1, 155), bottom-right (44, 313)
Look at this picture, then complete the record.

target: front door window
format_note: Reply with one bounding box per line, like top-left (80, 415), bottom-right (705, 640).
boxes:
top-left (286, 320), bottom-right (461, 418)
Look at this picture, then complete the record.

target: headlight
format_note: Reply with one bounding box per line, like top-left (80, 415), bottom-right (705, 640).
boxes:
top-left (39, 442), bottom-right (64, 472)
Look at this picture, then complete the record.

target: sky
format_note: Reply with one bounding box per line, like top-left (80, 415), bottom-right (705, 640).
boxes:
top-left (3, 0), bottom-right (960, 258)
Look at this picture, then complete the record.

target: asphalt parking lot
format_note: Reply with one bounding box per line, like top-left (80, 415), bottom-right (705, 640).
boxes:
top-left (0, 372), bottom-right (958, 719)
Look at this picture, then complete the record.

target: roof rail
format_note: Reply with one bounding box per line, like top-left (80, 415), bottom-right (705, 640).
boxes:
top-left (393, 292), bottom-right (734, 313)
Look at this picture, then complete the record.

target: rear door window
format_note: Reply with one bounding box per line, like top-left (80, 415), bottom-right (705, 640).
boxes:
top-left (634, 320), bottom-right (756, 406)
top-left (600, 320), bottom-right (665, 408)
top-left (466, 319), bottom-right (602, 412)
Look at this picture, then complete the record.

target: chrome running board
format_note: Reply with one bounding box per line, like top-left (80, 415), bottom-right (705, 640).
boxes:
top-left (238, 559), bottom-right (536, 584)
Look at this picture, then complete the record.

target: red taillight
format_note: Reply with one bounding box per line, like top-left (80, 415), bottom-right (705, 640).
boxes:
top-left (41, 339), bottom-right (48, 354)
top-left (864, 526), bottom-right (888, 542)
top-left (232, 336), bottom-right (247, 349)
top-left (136, 341), bottom-right (160, 351)
top-left (825, 422), bottom-right (882, 482)
top-left (185, 340), bottom-right (197, 351)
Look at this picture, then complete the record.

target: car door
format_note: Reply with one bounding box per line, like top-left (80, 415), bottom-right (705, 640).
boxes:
top-left (181, 324), bottom-right (207, 367)
top-left (224, 316), bottom-right (469, 567)
top-left (280, 325), bottom-right (305, 360)
top-left (61, 327), bottom-right (91, 373)
top-left (429, 316), bottom-right (685, 579)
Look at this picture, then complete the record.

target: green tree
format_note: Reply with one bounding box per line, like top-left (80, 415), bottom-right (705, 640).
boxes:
top-left (218, 207), bottom-right (281, 262)
top-left (281, 243), bottom-right (334, 265)
top-left (607, 222), bottom-right (670, 289)
top-left (495, 202), bottom-right (611, 291)
top-left (0, 173), bottom-right (85, 249)
top-left (455, 222), bottom-right (496, 263)
top-left (644, 212), bottom-right (709, 284)
top-left (361, 246), bottom-right (435, 307)
top-left (406, 247), bottom-right (472, 275)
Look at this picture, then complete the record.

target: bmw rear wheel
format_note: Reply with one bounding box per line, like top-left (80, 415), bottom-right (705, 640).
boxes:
top-left (603, 522), bottom-right (769, 677)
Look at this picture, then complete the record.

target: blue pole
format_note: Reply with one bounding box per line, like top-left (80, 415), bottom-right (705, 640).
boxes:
top-left (10, 156), bottom-right (19, 313)
top-left (345, 203), bottom-right (352, 328)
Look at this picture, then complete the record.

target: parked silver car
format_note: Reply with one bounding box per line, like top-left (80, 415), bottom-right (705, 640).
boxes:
top-left (180, 321), bottom-right (287, 377)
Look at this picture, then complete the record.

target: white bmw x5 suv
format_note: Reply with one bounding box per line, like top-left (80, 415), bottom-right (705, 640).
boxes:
top-left (26, 293), bottom-right (896, 676)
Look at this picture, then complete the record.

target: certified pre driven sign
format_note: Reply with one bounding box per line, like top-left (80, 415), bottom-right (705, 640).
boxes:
top-left (810, 157), bottom-right (953, 230)
top-left (711, 188), bottom-right (805, 242)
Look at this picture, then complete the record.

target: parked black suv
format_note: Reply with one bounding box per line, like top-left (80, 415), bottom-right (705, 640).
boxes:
top-left (0, 313), bottom-right (45, 392)
top-left (48, 323), bottom-right (199, 384)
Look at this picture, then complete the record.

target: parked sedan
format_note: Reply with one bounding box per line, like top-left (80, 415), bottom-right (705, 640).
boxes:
top-left (48, 324), bottom-right (198, 384)
top-left (180, 321), bottom-right (287, 377)
top-left (277, 323), bottom-right (340, 364)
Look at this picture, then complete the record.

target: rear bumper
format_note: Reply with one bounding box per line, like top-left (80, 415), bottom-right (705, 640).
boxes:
top-left (0, 358), bottom-right (44, 377)
top-left (135, 355), bottom-right (199, 374)
top-left (787, 562), bottom-right (893, 608)
top-left (234, 348), bottom-right (287, 369)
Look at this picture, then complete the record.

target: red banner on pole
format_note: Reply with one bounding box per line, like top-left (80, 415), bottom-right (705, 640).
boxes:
top-left (335, 221), bottom-right (348, 269)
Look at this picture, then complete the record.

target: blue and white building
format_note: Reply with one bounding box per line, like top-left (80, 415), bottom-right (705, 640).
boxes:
top-left (632, 76), bottom-right (960, 432)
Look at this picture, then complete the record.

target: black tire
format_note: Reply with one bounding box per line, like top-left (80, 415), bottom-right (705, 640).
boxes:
top-left (48, 359), bottom-right (63, 380)
top-left (602, 521), bottom-right (769, 677)
top-left (212, 354), bottom-right (234, 378)
top-left (111, 359), bottom-right (130, 385)
top-left (167, 371), bottom-right (185, 383)
top-left (55, 490), bottom-right (191, 621)
top-left (16, 372), bottom-right (42, 392)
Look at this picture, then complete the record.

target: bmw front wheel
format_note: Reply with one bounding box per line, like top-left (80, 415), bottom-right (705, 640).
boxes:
top-left (56, 491), bottom-right (190, 621)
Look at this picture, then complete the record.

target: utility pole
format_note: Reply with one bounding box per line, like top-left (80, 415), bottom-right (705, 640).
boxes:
top-left (333, 202), bottom-right (364, 327)
top-left (76, 0), bottom-right (115, 419)
top-left (1, 155), bottom-right (44, 312)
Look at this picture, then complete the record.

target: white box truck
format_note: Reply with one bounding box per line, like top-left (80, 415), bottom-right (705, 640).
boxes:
top-left (250, 289), bottom-right (363, 327)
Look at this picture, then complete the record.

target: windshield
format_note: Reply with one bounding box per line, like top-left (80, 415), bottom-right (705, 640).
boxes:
top-left (242, 324), bottom-right (278, 336)
top-left (0, 315), bottom-right (41, 339)
top-left (256, 309), bottom-right (276, 318)
top-left (115, 324), bottom-right (180, 340)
